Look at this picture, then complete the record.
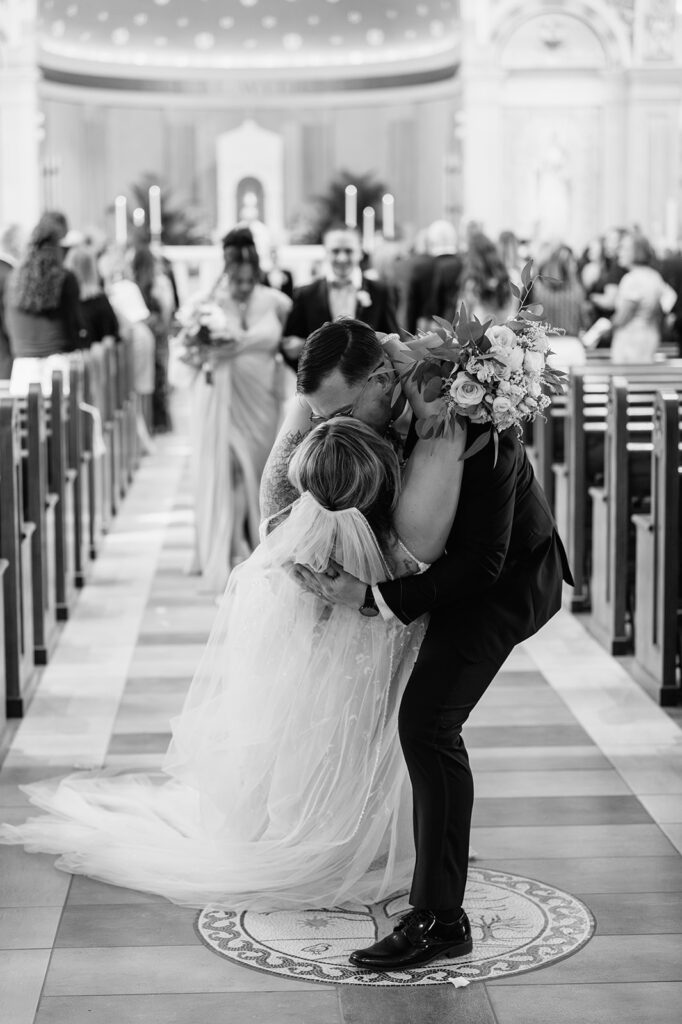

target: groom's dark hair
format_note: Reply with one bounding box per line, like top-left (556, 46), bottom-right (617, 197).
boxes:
top-left (297, 318), bottom-right (383, 394)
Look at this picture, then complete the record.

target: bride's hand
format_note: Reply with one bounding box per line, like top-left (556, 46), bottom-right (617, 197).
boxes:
top-left (379, 333), bottom-right (445, 421)
top-left (290, 562), bottom-right (366, 609)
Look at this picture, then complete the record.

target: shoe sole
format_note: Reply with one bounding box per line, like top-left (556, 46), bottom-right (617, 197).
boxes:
top-left (350, 938), bottom-right (473, 971)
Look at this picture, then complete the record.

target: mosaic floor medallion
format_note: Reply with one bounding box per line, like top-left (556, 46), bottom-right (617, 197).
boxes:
top-left (196, 867), bottom-right (594, 987)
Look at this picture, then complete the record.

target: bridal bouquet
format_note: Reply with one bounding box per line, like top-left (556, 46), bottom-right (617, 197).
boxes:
top-left (394, 261), bottom-right (567, 461)
top-left (173, 299), bottom-right (234, 385)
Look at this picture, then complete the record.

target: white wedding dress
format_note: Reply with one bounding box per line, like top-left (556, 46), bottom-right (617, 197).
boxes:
top-left (0, 493), bottom-right (427, 911)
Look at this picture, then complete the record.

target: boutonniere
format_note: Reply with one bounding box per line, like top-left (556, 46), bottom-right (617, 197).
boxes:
top-left (356, 289), bottom-right (372, 309)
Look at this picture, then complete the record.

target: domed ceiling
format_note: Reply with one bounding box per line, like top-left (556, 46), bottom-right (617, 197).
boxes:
top-left (38, 0), bottom-right (460, 73)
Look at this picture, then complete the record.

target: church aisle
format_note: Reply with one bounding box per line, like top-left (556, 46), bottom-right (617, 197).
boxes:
top-left (1, 423), bottom-right (681, 1024)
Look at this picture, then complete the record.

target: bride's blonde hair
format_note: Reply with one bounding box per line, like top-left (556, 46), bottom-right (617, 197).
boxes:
top-left (288, 417), bottom-right (401, 538)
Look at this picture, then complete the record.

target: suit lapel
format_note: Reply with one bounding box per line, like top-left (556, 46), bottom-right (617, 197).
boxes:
top-left (317, 279), bottom-right (332, 323)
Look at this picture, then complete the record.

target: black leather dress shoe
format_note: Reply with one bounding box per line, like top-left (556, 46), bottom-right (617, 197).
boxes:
top-left (349, 908), bottom-right (472, 970)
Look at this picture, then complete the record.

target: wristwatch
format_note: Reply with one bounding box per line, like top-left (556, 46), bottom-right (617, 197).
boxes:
top-left (359, 584), bottom-right (380, 617)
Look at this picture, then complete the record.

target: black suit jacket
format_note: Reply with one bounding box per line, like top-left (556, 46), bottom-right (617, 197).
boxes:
top-left (379, 422), bottom-right (573, 662)
top-left (283, 276), bottom-right (400, 369)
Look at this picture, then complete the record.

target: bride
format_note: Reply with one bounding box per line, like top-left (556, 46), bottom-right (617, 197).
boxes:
top-left (0, 404), bottom-right (465, 912)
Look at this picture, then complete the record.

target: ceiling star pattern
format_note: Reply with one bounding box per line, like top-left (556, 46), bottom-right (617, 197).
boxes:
top-left (37, 0), bottom-right (461, 71)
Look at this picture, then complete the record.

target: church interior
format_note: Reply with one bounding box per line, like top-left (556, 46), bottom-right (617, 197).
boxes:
top-left (0, 2), bottom-right (681, 1022)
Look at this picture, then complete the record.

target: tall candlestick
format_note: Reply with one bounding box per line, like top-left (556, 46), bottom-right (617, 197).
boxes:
top-left (114, 195), bottom-right (127, 246)
top-left (382, 193), bottom-right (395, 239)
top-left (345, 184), bottom-right (357, 229)
top-left (132, 207), bottom-right (146, 228)
top-left (148, 184), bottom-right (162, 241)
top-left (362, 206), bottom-right (375, 252)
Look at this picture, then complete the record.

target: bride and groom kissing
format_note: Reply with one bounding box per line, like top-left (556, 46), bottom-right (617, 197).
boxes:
top-left (0, 316), bottom-right (572, 973)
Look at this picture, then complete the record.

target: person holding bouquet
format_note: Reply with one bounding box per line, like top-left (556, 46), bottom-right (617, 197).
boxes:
top-left (184, 228), bottom-right (292, 592)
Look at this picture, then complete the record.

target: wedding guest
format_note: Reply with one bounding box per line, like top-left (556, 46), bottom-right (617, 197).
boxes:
top-left (0, 224), bottom-right (26, 379)
top-left (408, 220), bottom-right (461, 332)
top-left (660, 248), bottom-right (682, 357)
top-left (282, 224), bottom-right (399, 370)
top-left (131, 243), bottom-right (173, 432)
top-left (589, 226), bottom-right (627, 315)
top-left (100, 246), bottom-right (156, 445)
top-left (498, 230), bottom-right (525, 297)
top-left (5, 211), bottom-right (87, 395)
top-left (611, 231), bottom-right (672, 363)
top-left (532, 244), bottom-right (587, 336)
top-left (190, 229), bottom-right (292, 593)
top-left (65, 244), bottom-right (119, 346)
top-left (456, 231), bottom-right (512, 324)
top-left (265, 247), bottom-right (294, 299)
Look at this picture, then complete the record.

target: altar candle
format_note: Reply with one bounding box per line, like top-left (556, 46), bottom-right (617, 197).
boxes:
top-left (362, 206), bottom-right (375, 252)
top-left (149, 184), bottom-right (162, 239)
top-left (132, 207), bottom-right (146, 228)
top-left (114, 195), bottom-right (127, 246)
top-left (382, 193), bottom-right (395, 239)
top-left (345, 184), bottom-right (357, 229)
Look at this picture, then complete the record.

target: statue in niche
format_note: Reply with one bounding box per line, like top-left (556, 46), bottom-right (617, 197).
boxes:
top-left (535, 138), bottom-right (572, 242)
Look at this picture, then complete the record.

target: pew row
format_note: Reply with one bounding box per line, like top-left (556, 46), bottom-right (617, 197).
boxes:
top-left (587, 374), bottom-right (682, 655)
top-left (551, 360), bottom-right (682, 612)
top-left (0, 339), bottom-right (142, 721)
top-left (632, 390), bottom-right (682, 706)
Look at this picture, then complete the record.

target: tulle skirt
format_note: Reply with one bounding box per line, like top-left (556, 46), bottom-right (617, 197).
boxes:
top-left (0, 517), bottom-right (426, 911)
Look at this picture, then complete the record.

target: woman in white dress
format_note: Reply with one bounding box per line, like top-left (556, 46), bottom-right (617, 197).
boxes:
top-left (0, 411), bottom-right (465, 913)
top-left (611, 232), bottom-right (672, 363)
top-left (190, 229), bottom-right (292, 592)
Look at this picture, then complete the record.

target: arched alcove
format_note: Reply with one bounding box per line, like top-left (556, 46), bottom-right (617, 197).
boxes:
top-left (215, 120), bottom-right (284, 240)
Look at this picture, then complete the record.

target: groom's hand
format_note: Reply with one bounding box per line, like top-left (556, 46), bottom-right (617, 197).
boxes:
top-left (291, 563), bottom-right (366, 609)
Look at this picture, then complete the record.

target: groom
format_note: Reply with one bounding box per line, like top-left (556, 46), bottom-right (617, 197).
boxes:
top-left (260, 317), bottom-right (573, 969)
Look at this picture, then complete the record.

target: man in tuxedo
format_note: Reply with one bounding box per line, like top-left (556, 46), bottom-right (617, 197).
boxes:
top-left (261, 318), bottom-right (572, 969)
top-left (281, 225), bottom-right (399, 370)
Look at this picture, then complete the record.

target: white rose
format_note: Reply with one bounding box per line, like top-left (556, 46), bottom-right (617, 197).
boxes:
top-left (524, 350), bottom-right (545, 375)
top-left (492, 396), bottom-right (512, 415)
top-left (449, 373), bottom-right (487, 408)
top-left (488, 325), bottom-right (516, 353)
top-left (497, 379), bottom-right (511, 394)
top-left (508, 347), bottom-right (525, 372)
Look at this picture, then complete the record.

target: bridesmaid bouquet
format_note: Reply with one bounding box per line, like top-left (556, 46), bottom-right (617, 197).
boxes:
top-left (174, 300), bottom-right (234, 385)
top-left (394, 261), bottom-right (567, 462)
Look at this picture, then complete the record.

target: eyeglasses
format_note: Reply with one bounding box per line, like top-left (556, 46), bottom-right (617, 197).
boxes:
top-left (309, 362), bottom-right (394, 427)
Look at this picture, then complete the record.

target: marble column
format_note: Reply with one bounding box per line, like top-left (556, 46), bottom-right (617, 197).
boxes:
top-left (0, 0), bottom-right (40, 229)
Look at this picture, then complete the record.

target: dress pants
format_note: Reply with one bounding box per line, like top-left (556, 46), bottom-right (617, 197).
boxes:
top-left (398, 609), bottom-right (514, 911)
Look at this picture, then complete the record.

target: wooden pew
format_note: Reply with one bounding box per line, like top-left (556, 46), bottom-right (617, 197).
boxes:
top-left (0, 395), bottom-right (36, 716)
top-left (47, 370), bottom-right (76, 619)
top-left (23, 385), bottom-right (59, 664)
top-left (67, 358), bottom-right (88, 588)
top-left (85, 343), bottom-right (113, 536)
top-left (0, 557), bottom-right (7, 746)
top-left (587, 374), bottom-right (682, 653)
top-left (103, 337), bottom-right (124, 511)
top-left (553, 360), bottom-right (682, 611)
top-left (633, 390), bottom-right (682, 706)
top-left (525, 394), bottom-right (566, 508)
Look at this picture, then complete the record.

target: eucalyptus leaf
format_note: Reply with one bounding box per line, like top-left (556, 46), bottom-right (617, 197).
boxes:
top-left (460, 429), bottom-right (492, 462)
top-left (423, 377), bottom-right (445, 402)
top-left (432, 315), bottom-right (455, 334)
top-left (521, 259), bottom-right (534, 288)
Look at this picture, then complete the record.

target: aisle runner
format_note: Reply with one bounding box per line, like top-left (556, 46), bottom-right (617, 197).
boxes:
top-left (196, 867), bottom-right (594, 987)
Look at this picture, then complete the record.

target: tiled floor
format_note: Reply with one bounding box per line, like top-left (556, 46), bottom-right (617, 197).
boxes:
top-left (1, 412), bottom-right (681, 1024)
